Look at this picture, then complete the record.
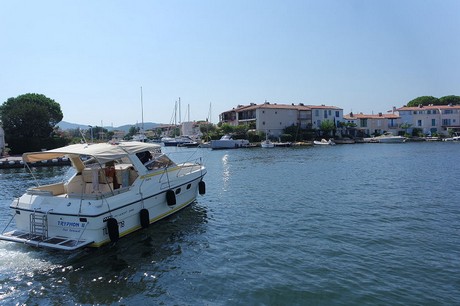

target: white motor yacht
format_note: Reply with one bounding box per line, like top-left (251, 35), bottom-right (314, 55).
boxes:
top-left (0, 141), bottom-right (206, 251)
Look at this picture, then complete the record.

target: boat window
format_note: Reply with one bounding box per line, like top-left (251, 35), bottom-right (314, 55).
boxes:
top-left (63, 167), bottom-right (77, 183)
top-left (136, 151), bottom-right (153, 164)
top-left (145, 154), bottom-right (174, 170)
top-left (175, 188), bottom-right (181, 195)
top-left (187, 184), bottom-right (191, 189)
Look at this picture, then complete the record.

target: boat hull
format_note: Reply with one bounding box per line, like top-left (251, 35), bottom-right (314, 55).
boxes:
top-left (261, 140), bottom-right (274, 148)
top-left (210, 139), bottom-right (250, 150)
top-left (1, 174), bottom-right (205, 250)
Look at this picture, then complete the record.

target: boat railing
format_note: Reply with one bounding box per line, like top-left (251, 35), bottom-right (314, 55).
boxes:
top-left (153, 157), bottom-right (203, 185)
top-left (175, 157), bottom-right (204, 177)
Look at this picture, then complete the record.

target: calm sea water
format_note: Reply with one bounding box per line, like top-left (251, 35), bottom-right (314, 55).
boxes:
top-left (0, 142), bottom-right (459, 305)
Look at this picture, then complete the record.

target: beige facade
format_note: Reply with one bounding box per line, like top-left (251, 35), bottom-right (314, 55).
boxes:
top-left (396, 105), bottom-right (460, 136)
top-left (343, 112), bottom-right (401, 137)
top-left (219, 102), bottom-right (343, 137)
top-left (310, 105), bottom-right (344, 130)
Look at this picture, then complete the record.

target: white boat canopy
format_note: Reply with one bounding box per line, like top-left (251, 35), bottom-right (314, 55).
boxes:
top-left (23, 142), bottom-right (161, 165)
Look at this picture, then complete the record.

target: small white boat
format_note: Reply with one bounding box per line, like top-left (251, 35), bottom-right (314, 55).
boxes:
top-left (261, 139), bottom-right (274, 148)
top-left (197, 142), bottom-right (211, 148)
top-left (261, 134), bottom-right (274, 148)
top-left (132, 133), bottom-right (148, 142)
top-left (210, 135), bottom-right (250, 150)
top-left (443, 133), bottom-right (460, 142)
top-left (314, 139), bottom-right (336, 146)
top-left (374, 133), bottom-right (406, 143)
top-left (0, 141), bottom-right (206, 251)
top-left (161, 135), bottom-right (197, 147)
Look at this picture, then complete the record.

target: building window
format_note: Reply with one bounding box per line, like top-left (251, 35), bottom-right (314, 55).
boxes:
top-left (324, 110), bottom-right (328, 118)
top-left (427, 110), bottom-right (431, 114)
top-left (335, 111), bottom-right (340, 117)
top-left (263, 121), bottom-right (265, 125)
top-left (360, 119), bottom-right (367, 127)
top-left (315, 110), bottom-right (319, 116)
top-left (442, 119), bottom-right (451, 126)
top-left (433, 110), bottom-right (437, 114)
top-left (445, 110), bottom-right (453, 114)
top-left (432, 119), bottom-right (436, 126)
top-left (417, 120), bottom-right (422, 126)
top-left (328, 110), bottom-right (331, 116)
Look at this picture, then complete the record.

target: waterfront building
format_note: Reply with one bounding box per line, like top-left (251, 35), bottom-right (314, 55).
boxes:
top-left (343, 112), bottom-right (402, 137)
top-left (154, 124), bottom-right (177, 138)
top-left (219, 102), bottom-right (343, 137)
top-left (181, 121), bottom-right (202, 139)
top-left (396, 104), bottom-right (460, 136)
top-left (107, 130), bottom-right (126, 142)
top-left (309, 104), bottom-right (344, 131)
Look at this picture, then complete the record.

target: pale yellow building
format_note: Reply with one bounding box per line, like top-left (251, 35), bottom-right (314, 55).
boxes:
top-left (220, 102), bottom-right (343, 137)
top-left (396, 104), bottom-right (460, 136)
top-left (343, 112), bottom-right (401, 137)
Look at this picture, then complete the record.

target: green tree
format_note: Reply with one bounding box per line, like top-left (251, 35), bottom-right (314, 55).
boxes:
top-left (342, 122), bottom-right (357, 135)
top-left (400, 122), bottom-right (412, 137)
top-left (233, 124), bottom-right (249, 139)
top-left (87, 126), bottom-right (110, 142)
top-left (406, 96), bottom-right (440, 107)
top-left (319, 120), bottom-right (335, 137)
top-left (199, 122), bottom-right (216, 141)
top-left (439, 95), bottom-right (460, 105)
top-left (412, 127), bottom-right (423, 137)
top-left (0, 93), bottom-right (65, 154)
top-left (282, 124), bottom-right (315, 141)
top-left (220, 123), bottom-right (234, 135)
top-left (126, 126), bottom-right (140, 139)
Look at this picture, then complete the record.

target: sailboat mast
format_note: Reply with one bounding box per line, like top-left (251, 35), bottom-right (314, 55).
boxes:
top-left (174, 100), bottom-right (177, 126)
top-left (178, 97), bottom-right (181, 124)
top-left (208, 102), bottom-right (212, 123)
top-left (140, 86), bottom-right (144, 133)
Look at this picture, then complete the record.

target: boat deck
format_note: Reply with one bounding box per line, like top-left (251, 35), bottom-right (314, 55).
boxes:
top-left (0, 230), bottom-right (93, 250)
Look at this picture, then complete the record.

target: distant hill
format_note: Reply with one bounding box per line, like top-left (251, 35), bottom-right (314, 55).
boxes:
top-left (56, 121), bottom-right (162, 132)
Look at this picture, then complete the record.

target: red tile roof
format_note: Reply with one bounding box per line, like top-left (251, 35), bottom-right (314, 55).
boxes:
top-left (223, 103), bottom-right (341, 113)
top-left (396, 105), bottom-right (460, 111)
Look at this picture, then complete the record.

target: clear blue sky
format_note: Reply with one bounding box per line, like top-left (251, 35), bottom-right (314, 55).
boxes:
top-left (1, 0), bottom-right (459, 127)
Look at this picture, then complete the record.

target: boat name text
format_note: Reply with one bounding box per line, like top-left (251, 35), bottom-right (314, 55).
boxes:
top-left (57, 221), bottom-right (85, 228)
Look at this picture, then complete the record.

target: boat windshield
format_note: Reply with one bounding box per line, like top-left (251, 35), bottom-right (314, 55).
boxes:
top-left (144, 153), bottom-right (174, 170)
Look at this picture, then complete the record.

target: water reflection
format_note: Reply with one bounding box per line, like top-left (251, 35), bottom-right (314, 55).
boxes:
top-left (221, 154), bottom-right (230, 191)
